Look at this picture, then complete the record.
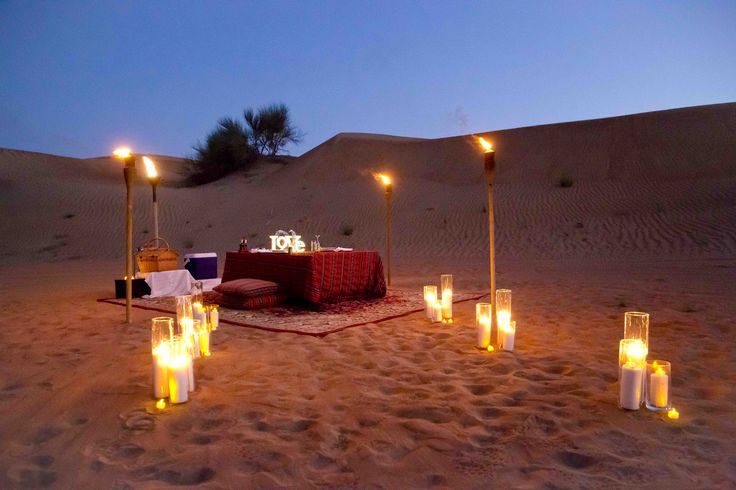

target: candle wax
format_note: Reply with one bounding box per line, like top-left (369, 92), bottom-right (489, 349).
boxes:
top-left (152, 346), bottom-right (170, 399)
top-left (168, 354), bottom-right (189, 404)
top-left (620, 363), bottom-right (643, 410)
top-left (477, 316), bottom-right (491, 349)
top-left (650, 368), bottom-right (669, 408)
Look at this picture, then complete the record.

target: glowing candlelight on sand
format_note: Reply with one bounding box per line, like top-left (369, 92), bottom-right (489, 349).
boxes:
top-left (440, 274), bottom-right (453, 321)
top-left (646, 360), bottom-right (671, 411)
top-left (151, 317), bottom-right (173, 399)
top-left (476, 303), bottom-right (492, 349)
top-left (374, 173), bottom-right (393, 286)
top-left (495, 289), bottom-right (511, 344)
top-left (667, 407), bottom-right (679, 419)
top-left (499, 320), bottom-right (516, 351)
top-left (156, 398), bottom-right (166, 410)
top-left (167, 339), bottom-right (189, 404)
top-left (619, 339), bottom-right (646, 410)
top-left (207, 304), bottom-right (219, 331)
top-left (423, 285), bottom-right (437, 319)
top-left (432, 301), bottom-right (442, 323)
top-left (113, 146), bottom-right (136, 324)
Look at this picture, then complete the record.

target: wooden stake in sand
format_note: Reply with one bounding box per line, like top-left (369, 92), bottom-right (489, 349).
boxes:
top-left (113, 148), bottom-right (136, 324)
top-left (478, 137), bottom-right (496, 327)
top-left (376, 173), bottom-right (393, 286)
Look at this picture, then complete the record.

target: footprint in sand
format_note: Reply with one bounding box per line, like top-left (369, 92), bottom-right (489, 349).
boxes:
top-left (557, 450), bottom-right (598, 469)
top-left (120, 409), bottom-right (155, 432)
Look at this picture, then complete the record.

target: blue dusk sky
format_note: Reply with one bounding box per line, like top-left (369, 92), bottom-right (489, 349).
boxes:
top-left (1, 1), bottom-right (735, 158)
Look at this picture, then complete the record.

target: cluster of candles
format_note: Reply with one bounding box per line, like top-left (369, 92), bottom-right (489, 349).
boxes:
top-left (422, 279), bottom-right (517, 352)
top-left (475, 289), bottom-right (515, 352)
top-left (423, 274), bottom-right (454, 323)
top-left (618, 312), bottom-right (677, 418)
top-left (151, 292), bottom-right (219, 406)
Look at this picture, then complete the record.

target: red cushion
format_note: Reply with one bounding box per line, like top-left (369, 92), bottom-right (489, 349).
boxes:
top-left (214, 278), bottom-right (284, 298)
top-left (213, 292), bottom-right (287, 310)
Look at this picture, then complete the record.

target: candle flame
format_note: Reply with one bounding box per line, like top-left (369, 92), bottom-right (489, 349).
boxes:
top-left (156, 398), bottom-right (166, 410)
top-left (655, 366), bottom-right (666, 376)
top-left (478, 137), bottom-right (493, 153)
top-left (487, 345), bottom-right (494, 352)
top-left (374, 173), bottom-right (391, 186)
top-left (625, 341), bottom-right (646, 362)
top-left (113, 147), bottom-right (132, 159)
top-left (667, 407), bottom-right (679, 419)
top-left (142, 156), bottom-right (158, 178)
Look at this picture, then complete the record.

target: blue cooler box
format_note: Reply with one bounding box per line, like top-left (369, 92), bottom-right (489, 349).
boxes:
top-left (184, 253), bottom-right (218, 279)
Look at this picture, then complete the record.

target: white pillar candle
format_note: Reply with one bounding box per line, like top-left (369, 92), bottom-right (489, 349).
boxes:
top-left (477, 315), bottom-right (491, 349)
top-left (432, 302), bottom-right (443, 323)
top-left (650, 366), bottom-right (669, 408)
top-left (499, 321), bottom-right (516, 351)
top-left (151, 344), bottom-right (170, 399)
top-left (497, 310), bottom-right (511, 330)
top-left (620, 362), bottom-right (643, 410)
top-left (441, 289), bottom-right (452, 320)
top-left (168, 353), bottom-right (189, 404)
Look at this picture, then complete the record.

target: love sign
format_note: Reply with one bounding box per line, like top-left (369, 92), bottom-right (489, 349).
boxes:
top-left (269, 233), bottom-right (306, 253)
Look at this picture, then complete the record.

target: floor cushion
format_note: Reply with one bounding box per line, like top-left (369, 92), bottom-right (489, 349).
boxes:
top-left (214, 278), bottom-right (284, 298)
top-left (213, 291), bottom-right (288, 310)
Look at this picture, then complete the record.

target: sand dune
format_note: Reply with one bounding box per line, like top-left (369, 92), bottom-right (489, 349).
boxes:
top-left (1, 103), bottom-right (735, 487)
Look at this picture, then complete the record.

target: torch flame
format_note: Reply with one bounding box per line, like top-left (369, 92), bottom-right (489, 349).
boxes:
top-left (142, 156), bottom-right (158, 178)
top-left (113, 147), bottom-right (132, 159)
top-left (478, 137), bottom-right (493, 153)
top-left (375, 173), bottom-right (391, 186)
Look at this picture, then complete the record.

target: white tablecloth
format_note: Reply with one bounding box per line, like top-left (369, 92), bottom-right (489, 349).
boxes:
top-left (140, 270), bottom-right (222, 298)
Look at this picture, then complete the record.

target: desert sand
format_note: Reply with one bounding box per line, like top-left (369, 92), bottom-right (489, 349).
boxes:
top-left (1, 103), bottom-right (735, 488)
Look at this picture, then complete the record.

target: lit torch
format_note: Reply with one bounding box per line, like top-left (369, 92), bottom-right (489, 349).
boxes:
top-left (113, 147), bottom-right (136, 324)
top-left (142, 156), bottom-right (161, 240)
top-left (375, 173), bottom-right (393, 286)
top-left (478, 136), bottom-right (496, 333)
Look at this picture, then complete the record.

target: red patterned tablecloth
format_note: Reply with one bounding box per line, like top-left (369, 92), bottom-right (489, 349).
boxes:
top-left (222, 251), bottom-right (387, 304)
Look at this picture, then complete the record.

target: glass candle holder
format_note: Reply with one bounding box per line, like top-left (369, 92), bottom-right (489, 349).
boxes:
top-left (188, 319), bottom-right (202, 359)
top-left (191, 281), bottom-right (204, 305)
top-left (207, 304), bottom-right (219, 331)
top-left (499, 320), bottom-right (516, 351)
top-left (645, 360), bottom-right (672, 411)
top-left (619, 339), bottom-right (646, 410)
top-left (624, 311), bottom-right (649, 354)
top-left (175, 294), bottom-right (193, 331)
top-left (151, 317), bottom-right (173, 352)
top-left (440, 274), bottom-right (453, 320)
top-left (151, 317), bottom-right (173, 399)
top-left (193, 302), bottom-right (208, 331)
top-left (476, 303), bottom-right (492, 349)
top-left (423, 285), bottom-right (438, 319)
top-left (198, 320), bottom-right (211, 357)
top-left (432, 301), bottom-right (442, 323)
top-left (167, 338), bottom-right (189, 404)
top-left (496, 289), bottom-right (512, 334)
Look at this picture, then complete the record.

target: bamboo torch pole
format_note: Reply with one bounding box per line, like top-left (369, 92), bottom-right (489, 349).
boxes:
top-left (114, 148), bottom-right (136, 324)
top-left (479, 138), bottom-right (496, 331)
top-left (386, 180), bottom-right (393, 287)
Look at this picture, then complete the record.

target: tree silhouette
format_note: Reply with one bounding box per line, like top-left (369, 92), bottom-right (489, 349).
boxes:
top-left (244, 104), bottom-right (302, 156)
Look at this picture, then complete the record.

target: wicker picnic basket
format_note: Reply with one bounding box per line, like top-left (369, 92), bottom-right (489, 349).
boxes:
top-left (136, 238), bottom-right (180, 273)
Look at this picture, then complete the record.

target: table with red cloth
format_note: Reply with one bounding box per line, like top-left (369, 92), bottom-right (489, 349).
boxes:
top-left (221, 250), bottom-right (387, 304)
